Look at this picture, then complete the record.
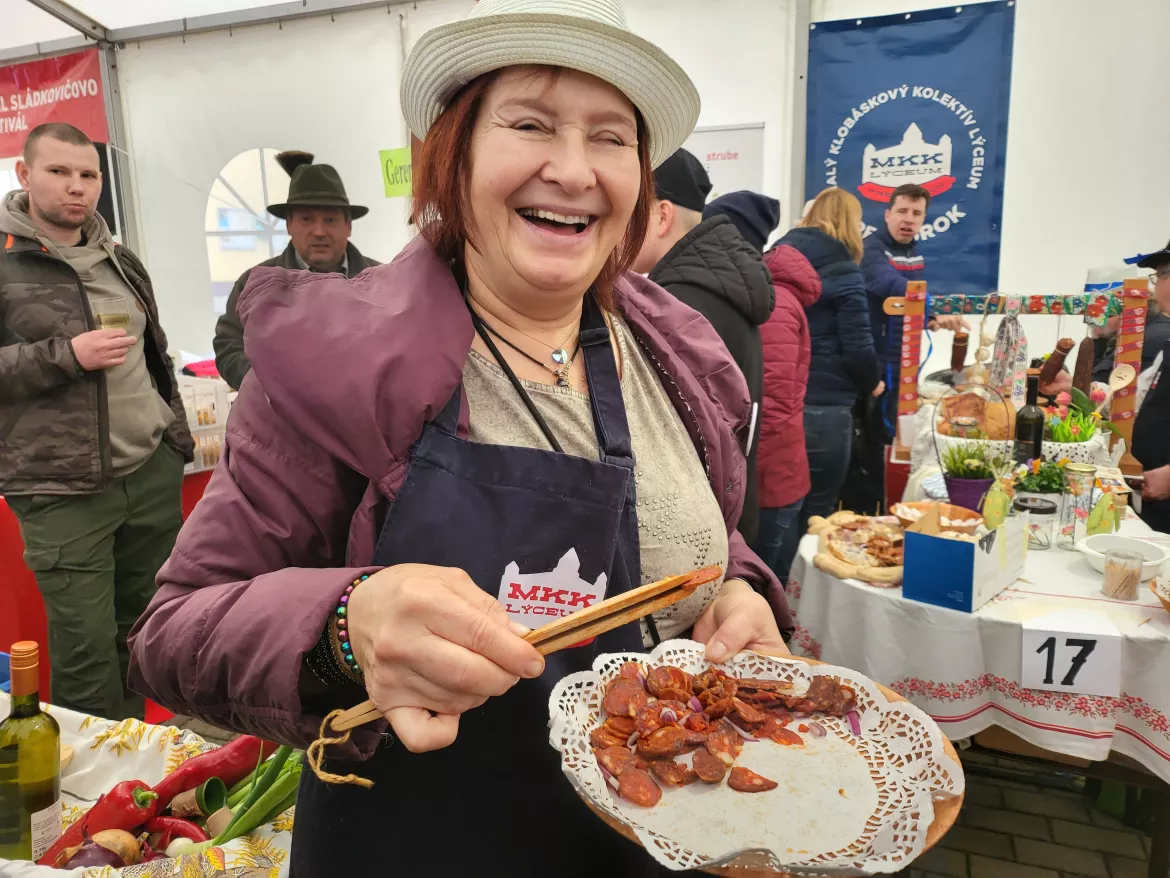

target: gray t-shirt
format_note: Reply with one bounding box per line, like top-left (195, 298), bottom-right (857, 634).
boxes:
top-left (463, 317), bottom-right (728, 643)
top-left (56, 241), bottom-right (174, 477)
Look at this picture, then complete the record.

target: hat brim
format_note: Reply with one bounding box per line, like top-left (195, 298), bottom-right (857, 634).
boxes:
top-left (267, 202), bottom-right (369, 220)
top-left (1136, 249), bottom-right (1170, 270)
top-left (401, 13), bottom-right (700, 169)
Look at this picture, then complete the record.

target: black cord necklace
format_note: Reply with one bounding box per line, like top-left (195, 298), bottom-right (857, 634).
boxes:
top-left (475, 313), bottom-right (580, 388)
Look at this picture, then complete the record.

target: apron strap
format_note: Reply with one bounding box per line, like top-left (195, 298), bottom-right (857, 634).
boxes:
top-left (579, 295), bottom-right (634, 467)
top-left (430, 383), bottom-right (464, 437)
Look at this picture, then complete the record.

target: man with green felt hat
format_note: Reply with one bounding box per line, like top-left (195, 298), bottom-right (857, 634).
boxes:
top-left (213, 151), bottom-right (379, 389)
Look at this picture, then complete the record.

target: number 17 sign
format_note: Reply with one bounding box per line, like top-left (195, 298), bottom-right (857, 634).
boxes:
top-left (1020, 609), bottom-right (1122, 698)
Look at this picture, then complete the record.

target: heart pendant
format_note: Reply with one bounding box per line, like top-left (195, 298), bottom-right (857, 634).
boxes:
top-left (551, 348), bottom-right (570, 366)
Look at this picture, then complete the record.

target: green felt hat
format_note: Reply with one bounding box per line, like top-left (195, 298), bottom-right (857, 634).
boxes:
top-left (266, 151), bottom-right (368, 220)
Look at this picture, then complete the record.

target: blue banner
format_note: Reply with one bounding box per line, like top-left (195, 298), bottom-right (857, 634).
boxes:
top-left (806, 3), bottom-right (1014, 293)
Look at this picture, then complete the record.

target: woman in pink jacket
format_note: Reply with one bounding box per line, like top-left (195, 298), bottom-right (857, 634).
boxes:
top-left (752, 245), bottom-right (822, 582)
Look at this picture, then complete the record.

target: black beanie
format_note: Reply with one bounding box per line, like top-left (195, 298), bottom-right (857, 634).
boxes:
top-left (653, 149), bottom-right (712, 213)
top-left (703, 191), bottom-right (782, 252)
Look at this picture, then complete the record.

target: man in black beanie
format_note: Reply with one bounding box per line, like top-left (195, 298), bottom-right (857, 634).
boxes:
top-left (633, 149), bottom-right (776, 544)
top-left (703, 190), bottom-right (781, 252)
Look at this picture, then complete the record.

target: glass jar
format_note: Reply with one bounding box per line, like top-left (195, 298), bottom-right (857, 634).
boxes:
top-left (1101, 548), bottom-right (1143, 601)
top-left (1057, 463), bottom-right (1098, 550)
top-left (1013, 496), bottom-right (1058, 550)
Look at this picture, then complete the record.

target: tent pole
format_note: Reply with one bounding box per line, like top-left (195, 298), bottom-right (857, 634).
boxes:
top-left (23, 0), bottom-right (109, 42)
top-left (97, 44), bottom-right (141, 255)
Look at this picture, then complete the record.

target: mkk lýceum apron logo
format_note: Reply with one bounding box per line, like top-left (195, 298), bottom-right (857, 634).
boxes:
top-left (497, 549), bottom-right (608, 645)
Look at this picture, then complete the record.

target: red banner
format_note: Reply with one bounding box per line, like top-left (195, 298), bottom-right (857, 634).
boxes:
top-left (0, 49), bottom-right (108, 159)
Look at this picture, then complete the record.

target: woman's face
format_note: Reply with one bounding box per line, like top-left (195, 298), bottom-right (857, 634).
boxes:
top-left (465, 66), bottom-right (642, 306)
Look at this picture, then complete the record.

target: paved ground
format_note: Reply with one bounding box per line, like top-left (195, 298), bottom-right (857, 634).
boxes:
top-left (906, 748), bottom-right (1158, 878)
top-left (167, 716), bottom-right (1161, 877)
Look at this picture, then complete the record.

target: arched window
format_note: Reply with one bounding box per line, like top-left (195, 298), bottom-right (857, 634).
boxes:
top-left (205, 148), bottom-right (291, 315)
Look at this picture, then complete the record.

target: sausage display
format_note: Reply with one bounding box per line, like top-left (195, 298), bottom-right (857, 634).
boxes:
top-left (591, 663), bottom-right (860, 808)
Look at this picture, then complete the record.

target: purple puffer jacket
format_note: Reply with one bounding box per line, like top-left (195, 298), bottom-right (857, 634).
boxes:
top-left (126, 237), bottom-right (790, 759)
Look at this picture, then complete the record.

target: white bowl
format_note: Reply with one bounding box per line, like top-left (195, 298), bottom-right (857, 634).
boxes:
top-left (1076, 534), bottom-right (1168, 582)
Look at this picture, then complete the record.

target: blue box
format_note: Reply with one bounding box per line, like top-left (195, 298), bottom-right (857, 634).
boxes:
top-left (0, 652), bottom-right (9, 694)
top-left (902, 517), bottom-right (1028, 613)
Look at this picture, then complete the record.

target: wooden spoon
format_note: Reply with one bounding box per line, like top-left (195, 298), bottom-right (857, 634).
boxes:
top-left (1100, 363), bottom-right (1138, 412)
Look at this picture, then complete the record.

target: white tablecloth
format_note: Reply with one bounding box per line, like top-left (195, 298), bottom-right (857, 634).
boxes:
top-left (787, 515), bottom-right (1170, 784)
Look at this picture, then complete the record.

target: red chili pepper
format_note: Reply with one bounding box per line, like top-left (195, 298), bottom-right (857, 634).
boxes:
top-left (37, 780), bottom-right (158, 866)
top-left (152, 735), bottom-right (278, 810)
top-left (145, 816), bottom-right (210, 843)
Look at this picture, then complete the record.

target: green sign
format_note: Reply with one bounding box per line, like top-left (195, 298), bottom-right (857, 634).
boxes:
top-left (380, 147), bottom-right (412, 198)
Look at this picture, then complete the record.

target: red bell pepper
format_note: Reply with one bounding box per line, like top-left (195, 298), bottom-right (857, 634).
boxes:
top-left (152, 735), bottom-right (278, 810)
top-left (37, 780), bottom-right (158, 866)
top-left (145, 815), bottom-right (210, 843)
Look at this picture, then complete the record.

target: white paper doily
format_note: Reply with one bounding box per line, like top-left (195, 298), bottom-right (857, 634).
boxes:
top-left (547, 641), bottom-right (964, 874)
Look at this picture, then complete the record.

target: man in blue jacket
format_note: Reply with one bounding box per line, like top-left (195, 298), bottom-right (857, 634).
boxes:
top-left (862, 183), bottom-right (966, 434)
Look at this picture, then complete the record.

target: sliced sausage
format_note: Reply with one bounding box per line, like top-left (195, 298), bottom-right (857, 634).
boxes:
top-left (639, 726), bottom-right (687, 758)
top-left (733, 698), bottom-right (767, 726)
top-left (596, 746), bottom-right (644, 778)
top-left (590, 726), bottom-right (628, 750)
top-left (646, 666), bottom-right (694, 699)
top-left (603, 679), bottom-right (649, 718)
top-left (635, 700), bottom-right (687, 739)
top-left (706, 720), bottom-right (743, 766)
top-left (728, 766), bottom-right (778, 793)
top-left (601, 715), bottom-right (636, 737)
top-left (618, 768), bottom-right (662, 807)
top-left (691, 748), bottom-right (728, 784)
top-left (618, 661), bottom-right (645, 683)
top-left (649, 759), bottom-right (697, 787)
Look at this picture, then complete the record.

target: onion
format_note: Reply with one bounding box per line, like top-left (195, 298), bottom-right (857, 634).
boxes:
top-left (792, 711), bottom-right (811, 719)
top-left (636, 671), bottom-right (647, 688)
top-left (659, 708), bottom-right (677, 724)
top-left (627, 731), bottom-right (640, 748)
top-left (846, 710), bottom-right (861, 737)
top-left (688, 696), bottom-right (703, 713)
top-left (726, 720), bottom-right (759, 742)
top-left (605, 772), bottom-right (621, 792)
top-left (806, 721), bottom-right (827, 738)
top-left (63, 843), bottom-right (125, 868)
top-left (598, 763), bottom-right (614, 780)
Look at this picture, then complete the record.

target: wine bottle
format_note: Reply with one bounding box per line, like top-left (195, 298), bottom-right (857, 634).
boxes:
top-left (1013, 369), bottom-right (1046, 464)
top-left (0, 642), bottom-right (61, 861)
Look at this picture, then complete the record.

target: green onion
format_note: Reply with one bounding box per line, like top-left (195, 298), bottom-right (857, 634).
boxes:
top-left (213, 764), bottom-right (301, 844)
top-left (213, 745), bottom-right (292, 843)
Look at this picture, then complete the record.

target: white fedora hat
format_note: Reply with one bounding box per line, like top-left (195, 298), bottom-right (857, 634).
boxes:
top-left (400, 0), bottom-right (700, 169)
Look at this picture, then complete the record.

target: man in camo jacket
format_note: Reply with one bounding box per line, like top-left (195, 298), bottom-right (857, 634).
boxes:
top-left (0, 123), bottom-right (192, 720)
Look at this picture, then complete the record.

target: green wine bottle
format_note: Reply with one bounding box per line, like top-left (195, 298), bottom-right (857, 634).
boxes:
top-left (0, 641), bottom-right (62, 861)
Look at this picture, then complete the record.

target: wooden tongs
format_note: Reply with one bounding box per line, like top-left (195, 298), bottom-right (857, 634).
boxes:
top-left (328, 564), bottom-right (723, 733)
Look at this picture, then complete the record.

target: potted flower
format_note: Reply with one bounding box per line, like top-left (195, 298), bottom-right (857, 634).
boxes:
top-left (1045, 388), bottom-right (1119, 444)
top-left (1013, 457), bottom-right (1068, 515)
top-left (941, 441), bottom-right (1011, 513)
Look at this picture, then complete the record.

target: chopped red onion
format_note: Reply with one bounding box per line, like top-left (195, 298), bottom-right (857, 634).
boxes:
top-left (598, 762), bottom-right (613, 780)
top-left (792, 711), bottom-right (811, 719)
top-left (726, 720), bottom-right (759, 742)
top-left (806, 721), bottom-right (827, 738)
top-left (605, 772), bottom-right (620, 792)
top-left (627, 731), bottom-right (640, 748)
top-left (846, 710), bottom-right (861, 736)
top-left (636, 671), bottom-right (647, 688)
top-left (688, 696), bottom-right (703, 713)
top-left (660, 708), bottom-right (677, 724)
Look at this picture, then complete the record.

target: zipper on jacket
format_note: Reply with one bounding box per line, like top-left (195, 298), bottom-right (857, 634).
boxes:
top-left (21, 249), bottom-right (111, 484)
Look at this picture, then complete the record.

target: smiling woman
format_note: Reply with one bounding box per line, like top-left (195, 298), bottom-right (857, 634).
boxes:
top-left (126, 1), bottom-right (792, 875)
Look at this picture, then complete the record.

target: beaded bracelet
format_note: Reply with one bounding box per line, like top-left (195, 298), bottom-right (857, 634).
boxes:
top-left (334, 575), bottom-right (368, 677)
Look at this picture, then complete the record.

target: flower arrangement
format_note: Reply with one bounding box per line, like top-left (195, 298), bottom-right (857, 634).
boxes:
top-left (941, 441), bottom-right (1011, 481)
top-left (1013, 458), bottom-right (1068, 494)
top-left (1045, 387), bottom-right (1119, 443)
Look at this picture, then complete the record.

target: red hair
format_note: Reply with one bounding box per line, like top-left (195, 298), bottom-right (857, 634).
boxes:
top-left (410, 69), bottom-right (655, 310)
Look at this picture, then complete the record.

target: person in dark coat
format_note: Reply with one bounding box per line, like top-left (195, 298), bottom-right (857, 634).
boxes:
top-left (775, 188), bottom-right (880, 524)
top-left (1093, 302), bottom-right (1170, 383)
top-left (1132, 240), bottom-right (1170, 532)
top-left (213, 151), bottom-right (379, 389)
top-left (634, 153), bottom-right (776, 544)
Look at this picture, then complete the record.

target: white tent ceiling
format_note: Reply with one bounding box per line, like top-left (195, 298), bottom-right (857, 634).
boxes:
top-left (0, 0), bottom-right (386, 57)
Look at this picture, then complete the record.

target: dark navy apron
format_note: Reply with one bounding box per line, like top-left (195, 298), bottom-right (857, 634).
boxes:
top-left (291, 294), bottom-right (663, 877)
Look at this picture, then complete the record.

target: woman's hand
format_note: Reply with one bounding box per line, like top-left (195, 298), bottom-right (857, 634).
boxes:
top-left (692, 579), bottom-right (788, 664)
top-left (1142, 465), bottom-right (1170, 501)
top-left (871, 380), bottom-right (886, 398)
top-left (346, 564), bottom-right (545, 753)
